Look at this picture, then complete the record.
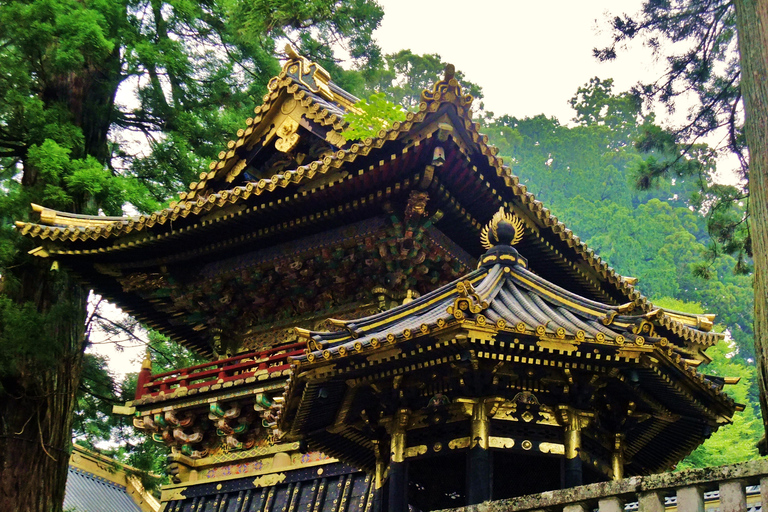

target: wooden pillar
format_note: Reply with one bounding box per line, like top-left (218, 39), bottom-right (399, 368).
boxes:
top-left (611, 434), bottom-right (624, 481)
top-left (563, 409), bottom-right (583, 488)
top-left (388, 409), bottom-right (409, 512)
top-left (371, 440), bottom-right (385, 512)
top-left (467, 400), bottom-right (492, 504)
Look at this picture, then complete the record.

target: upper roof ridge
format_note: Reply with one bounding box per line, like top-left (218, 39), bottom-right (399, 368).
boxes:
top-left (420, 64), bottom-right (474, 110)
top-left (279, 44), bottom-right (336, 103)
top-left (182, 44), bottom-right (360, 199)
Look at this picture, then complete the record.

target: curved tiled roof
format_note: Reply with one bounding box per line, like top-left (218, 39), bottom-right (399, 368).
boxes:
top-left (65, 444), bottom-right (161, 512)
top-left (295, 252), bottom-right (723, 368)
top-left (184, 45), bottom-right (359, 197)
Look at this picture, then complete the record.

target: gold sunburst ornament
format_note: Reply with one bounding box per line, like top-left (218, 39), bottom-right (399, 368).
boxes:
top-left (480, 208), bottom-right (525, 249)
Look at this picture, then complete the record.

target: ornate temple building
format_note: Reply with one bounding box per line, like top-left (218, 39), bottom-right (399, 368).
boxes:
top-left (16, 48), bottom-right (741, 511)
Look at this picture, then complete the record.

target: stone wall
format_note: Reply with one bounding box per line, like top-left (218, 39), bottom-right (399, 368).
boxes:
top-left (441, 459), bottom-right (768, 512)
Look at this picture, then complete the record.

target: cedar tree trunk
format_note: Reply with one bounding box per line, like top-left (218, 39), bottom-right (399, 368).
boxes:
top-left (0, 269), bottom-right (87, 512)
top-left (735, 0), bottom-right (768, 436)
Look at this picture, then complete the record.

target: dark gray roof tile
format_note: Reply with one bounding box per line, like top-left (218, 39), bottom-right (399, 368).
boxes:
top-left (63, 467), bottom-right (142, 512)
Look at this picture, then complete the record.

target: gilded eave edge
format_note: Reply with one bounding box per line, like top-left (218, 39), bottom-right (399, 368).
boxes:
top-left (295, 261), bottom-right (722, 360)
top-left (15, 63), bottom-right (721, 347)
top-left (286, 263), bottom-right (733, 414)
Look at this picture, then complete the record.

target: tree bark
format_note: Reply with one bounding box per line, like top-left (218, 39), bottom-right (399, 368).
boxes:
top-left (0, 267), bottom-right (87, 512)
top-left (734, 0), bottom-right (768, 437)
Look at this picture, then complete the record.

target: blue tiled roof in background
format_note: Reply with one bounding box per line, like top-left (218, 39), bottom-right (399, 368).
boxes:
top-left (63, 467), bottom-right (142, 512)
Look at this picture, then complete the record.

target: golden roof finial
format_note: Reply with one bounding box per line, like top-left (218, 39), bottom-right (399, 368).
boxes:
top-left (285, 43), bottom-right (301, 61)
top-left (281, 44), bottom-right (333, 101)
top-left (480, 208), bottom-right (525, 249)
top-left (421, 63), bottom-right (473, 107)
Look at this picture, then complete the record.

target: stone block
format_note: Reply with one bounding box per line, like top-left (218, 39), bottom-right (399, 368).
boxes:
top-left (718, 480), bottom-right (746, 512)
top-left (597, 497), bottom-right (623, 512)
top-left (676, 486), bottom-right (704, 512)
top-left (637, 491), bottom-right (665, 512)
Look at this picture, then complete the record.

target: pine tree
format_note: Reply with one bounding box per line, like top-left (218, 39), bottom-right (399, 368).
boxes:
top-left (596, 0), bottom-right (768, 439)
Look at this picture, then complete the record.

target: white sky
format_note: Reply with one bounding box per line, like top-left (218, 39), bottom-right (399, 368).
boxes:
top-left (88, 295), bottom-right (148, 380)
top-left (375, 0), bottom-right (656, 122)
top-left (95, 0), bottom-right (669, 378)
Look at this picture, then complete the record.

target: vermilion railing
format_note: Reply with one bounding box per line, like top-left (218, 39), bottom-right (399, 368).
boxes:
top-left (135, 343), bottom-right (305, 399)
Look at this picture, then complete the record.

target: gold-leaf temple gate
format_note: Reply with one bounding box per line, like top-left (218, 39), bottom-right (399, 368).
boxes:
top-left (16, 47), bottom-right (748, 511)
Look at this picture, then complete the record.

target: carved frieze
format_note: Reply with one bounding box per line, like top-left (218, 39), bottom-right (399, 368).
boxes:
top-left (131, 214), bottom-right (471, 352)
top-left (134, 393), bottom-right (284, 462)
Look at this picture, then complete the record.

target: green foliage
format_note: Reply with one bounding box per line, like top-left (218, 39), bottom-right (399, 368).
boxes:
top-left (569, 77), bottom-right (648, 140)
top-left (595, 0), bottom-right (741, 159)
top-left (595, 0), bottom-right (751, 277)
top-left (0, 0), bottom-right (388, 228)
top-left (0, 297), bottom-right (53, 378)
top-left (342, 93), bottom-right (407, 141)
top-left (73, 353), bottom-right (121, 446)
top-left (641, 298), bottom-right (760, 467)
top-left (678, 341), bottom-right (762, 469)
top-left (652, 297), bottom-right (705, 315)
top-left (482, 78), bottom-right (754, 366)
top-left (342, 49), bottom-right (486, 140)
top-left (73, 329), bottom-right (205, 490)
top-left (145, 329), bottom-right (207, 374)
top-left (0, 291), bottom-right (86, 389)
top-left (361, 49), bottom-right (484, 109)
top-left (226, 0), bottom-right (384, 69)
top-left (484, 79), bottom-right (702, 211)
